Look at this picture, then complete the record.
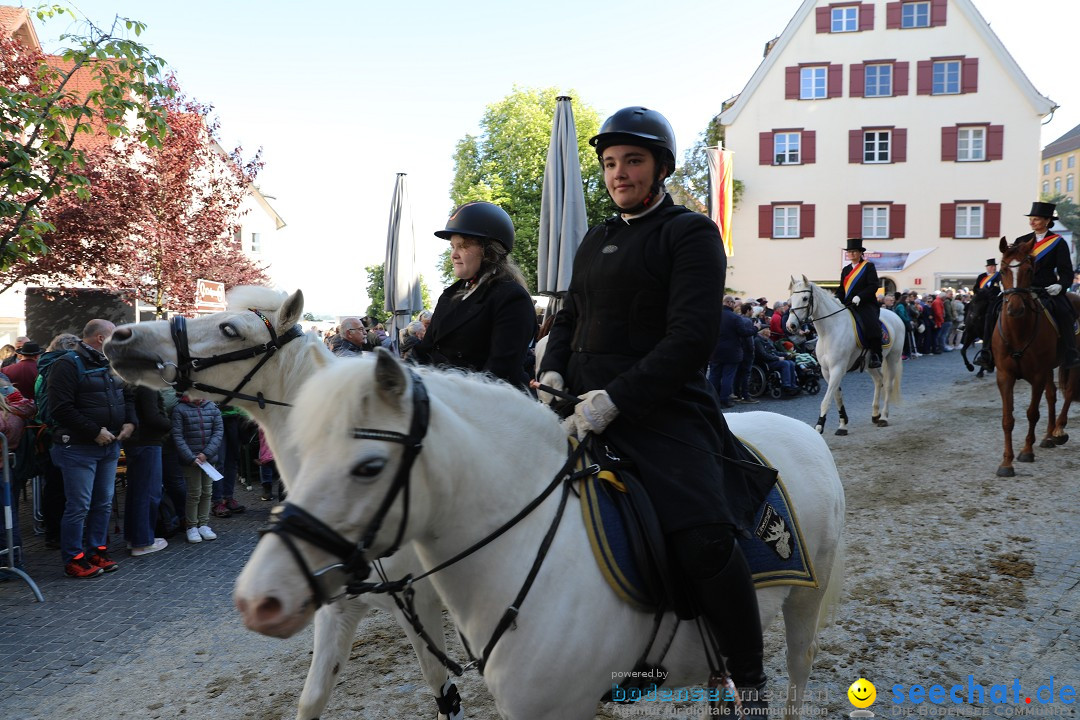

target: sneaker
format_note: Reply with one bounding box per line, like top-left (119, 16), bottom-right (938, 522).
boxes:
top-left (130, 538), bottom-right (168, 557)
top-left (739, 397), bottom-right (760, 405)
top-left (224, 498), bottom-right (246, 514)
top-left (212, 501), bottom-right (232, 518)
top-left (260, 484), bottom-right (274, 501)
top-left (186, 527), bottom-right (202, 544)
top-left (65, 555), bottom-right (104, 579)
top-left (197, 525), bottom-right (217, 541)
top-left (88, 547), bottom-right (119, 573)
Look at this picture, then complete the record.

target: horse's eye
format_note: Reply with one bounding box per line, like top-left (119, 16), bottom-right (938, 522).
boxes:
top-left (351, 458), bottom-right (386, 479)
top-left (220, 324), bottom-right (239, 339)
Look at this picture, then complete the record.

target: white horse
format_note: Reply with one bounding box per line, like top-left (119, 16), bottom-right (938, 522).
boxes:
top-left (234, 350), bottom-right (846, 720)
top-left (104, 288), bottom-right (463, 720)
top-left (786, 276), bottom-right (904, 435)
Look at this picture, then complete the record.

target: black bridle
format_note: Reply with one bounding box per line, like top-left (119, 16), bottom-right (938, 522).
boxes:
top-left (997, 256), bottom-right (1046, 361)
top-left (161, 309), bottom-right (304, 409)
top-left (788, 285), bottom-right (850, 328)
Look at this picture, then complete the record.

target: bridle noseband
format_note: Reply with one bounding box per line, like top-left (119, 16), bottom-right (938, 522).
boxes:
top-left (161, 309), bottom-right (304, 408)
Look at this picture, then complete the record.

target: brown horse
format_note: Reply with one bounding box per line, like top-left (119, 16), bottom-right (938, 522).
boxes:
top-left (993, 237), bottom-right (1080, 476)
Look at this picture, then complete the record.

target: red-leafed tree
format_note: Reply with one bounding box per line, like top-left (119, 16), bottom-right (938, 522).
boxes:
top-left (0, 74), bottom-right (268, 315)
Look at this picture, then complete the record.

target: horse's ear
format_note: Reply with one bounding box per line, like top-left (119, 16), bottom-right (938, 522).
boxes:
top-left (374, 347), bottom-right (408, 402)
top-left (802, 274), bottom-right (810, 286)
top-left (789, 275), bottom-right (795, 290)
top-left (999, 237), bottom-right (1008, 254)
top-left (278, 290), bottom-right (304, 331)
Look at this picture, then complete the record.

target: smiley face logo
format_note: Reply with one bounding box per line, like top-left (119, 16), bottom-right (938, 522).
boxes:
top-left (848, 678), bottom-right (877, 708)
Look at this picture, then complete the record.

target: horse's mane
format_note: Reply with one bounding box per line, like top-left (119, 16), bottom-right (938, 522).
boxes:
top-left (227, 285), bottom-right (288, 312)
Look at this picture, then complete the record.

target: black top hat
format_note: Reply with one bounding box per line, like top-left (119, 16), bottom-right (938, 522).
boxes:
top-left (15, 341), bottom-right (41, 356)
top-left (985, 258), bottom-right (997, 267)
top-left (845, 238), bottom-right (866, 252)
top-left (1025, 201), bottom-right (1057, 219)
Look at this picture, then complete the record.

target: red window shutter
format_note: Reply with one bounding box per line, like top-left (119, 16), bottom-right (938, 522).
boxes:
top-left (894, 61), bottom-right (910, 95)
top-left (816, 6), bottom-right (831, 32)
top-left (987, 125), bottom-right (1004, 160)
top-left (786, 66), bottom-right (800, 99)
top-left (893, 128), bottom-right (908, 162)
top-left (760, 132), bottom-right (774, 165)
top-left (801, 204), bottom-right (816, 238)
top-left (917, 61), bottom-right (933, 95)
top-left (860, 3), bottom-right (874, 30)
top-left (849, 130), bottom-right (863, 164)
top-left (941, 127), bottom-right (959, 161)
top-left (759, 205), bottom-right (773, 238)
top-left (940, 203), bottom-right (957, 238)
top-left (886, 1), bottom-right (901, 29)
top-left (848, 205), bottom-right (862, 237)
top-left (985, 203), bottom-right (1002, 237)
top-left (850, 63), bottom-right (865, 98)
top-left (890, 204), bottom-right (906, 238)
top-left (931, 0), bottom-right (948, 26)
top-left (803, 131), bottom-right (816, 164)
top-left (828, 64), bottom-right (843, 98)
top-left (962, 58), bottom-right (979, 93)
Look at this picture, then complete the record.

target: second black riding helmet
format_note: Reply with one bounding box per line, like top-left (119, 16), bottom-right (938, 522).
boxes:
top-left (589, 106), bottom-right (676, 172)
top-left (434, 201), bottom-right (515, 253)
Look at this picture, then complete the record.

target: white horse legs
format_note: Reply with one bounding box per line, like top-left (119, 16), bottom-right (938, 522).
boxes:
top-left (815, 364), bottom-right (849, 436)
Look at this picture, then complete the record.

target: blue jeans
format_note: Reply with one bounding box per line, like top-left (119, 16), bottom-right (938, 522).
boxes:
top-left (123, 445), bottom-right (163, 548)
top-left (937, 321), bottom-right (953, 352)
top-left (708, 361), bottom-right (739, 403)
top-left (52, 442), bottom-right (121, 562)
top-left (735, 356), bottom-right (753, 400)
top-left (161, 442), bottom-right (186, 530)
top-left (767, 359), bottom-right (797, 388)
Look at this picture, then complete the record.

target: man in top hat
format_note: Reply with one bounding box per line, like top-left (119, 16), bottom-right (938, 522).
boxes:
top-left (975, 202), bottom-right (1080, 370)
top-left (835, 238), bottom-right (882, 368)
top-left (975, 258), bottom-right (1001, 292)
top-left (4, 340), bottom-right (42, 400)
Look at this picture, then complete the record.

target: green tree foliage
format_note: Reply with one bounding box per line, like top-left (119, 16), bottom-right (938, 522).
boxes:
top-left (667, 116), bottom-right (744, 215)
top-left (1040, 193), bottom-right (1080, 268)
top-left (0, 6), bottom-right (173, 269)
top-left (365, 263), bottom-right (431, 322)
top-left (447, 87), bottom-right (609, 291)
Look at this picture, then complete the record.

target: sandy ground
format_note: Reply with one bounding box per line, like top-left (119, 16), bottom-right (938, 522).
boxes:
top-left (16, 370), bottom-right (1080, 720)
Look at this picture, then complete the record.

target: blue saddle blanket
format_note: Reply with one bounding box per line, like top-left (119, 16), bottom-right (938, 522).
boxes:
top-left (579, 438), bottom-right (817, 612)
top-left (848, 314), bottom-right (892, 351)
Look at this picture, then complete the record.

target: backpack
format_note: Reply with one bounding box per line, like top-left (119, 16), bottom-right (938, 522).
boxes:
top-left (34, 350), bottom-right (110, 431)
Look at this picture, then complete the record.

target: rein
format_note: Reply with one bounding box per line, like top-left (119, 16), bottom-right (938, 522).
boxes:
top-left (788, 286), bottom-right (850, 328)
top-left (259, 370), bottom-right (600, 676)
top-left (996, 285), bottom-right (1047, 362)
top-left (160, 309), bottom-right (304, 409)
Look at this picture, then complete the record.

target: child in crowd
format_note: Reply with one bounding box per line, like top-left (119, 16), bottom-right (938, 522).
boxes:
top-left (171, 395), bottom-right (224, 543)
top-left (256, 428), bottom-right (280, 501)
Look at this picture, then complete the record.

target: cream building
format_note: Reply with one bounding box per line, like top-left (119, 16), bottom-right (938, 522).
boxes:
top-left (1040, 123), bottom-right (1079, 204)
top-left (718, 0), bottom-right (1055, 299)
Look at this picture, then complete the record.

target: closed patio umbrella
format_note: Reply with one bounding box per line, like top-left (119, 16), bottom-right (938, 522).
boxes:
top-left (384, 173), bottom-right (422, 353)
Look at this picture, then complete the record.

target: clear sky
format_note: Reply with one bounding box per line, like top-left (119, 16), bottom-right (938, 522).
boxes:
top-left (33, 0), bottom-right (1080, 316)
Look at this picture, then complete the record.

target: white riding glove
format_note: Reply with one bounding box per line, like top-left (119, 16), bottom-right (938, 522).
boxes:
top-left (852, 295), bottom-right (861, 306)
top-left (562, 390), bottom-right (619, 439)
top-left (1047, 284), bottom-right (1062, 296)
top-left (536, 371), bottom-right (565, 405)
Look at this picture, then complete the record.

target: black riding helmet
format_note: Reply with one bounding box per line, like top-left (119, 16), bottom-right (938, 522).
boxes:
top-left (434, 201), bottom-right (515, 253)
top-left (589, 106), bottom-right (677, 175)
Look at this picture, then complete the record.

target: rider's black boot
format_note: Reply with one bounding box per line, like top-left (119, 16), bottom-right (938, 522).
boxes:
top-left (867, 351), bottom-right (882, 369)
top-left (1063, 344), bottom-right (1080, 369)
top-left (974, 347), bottom-right (995, 370)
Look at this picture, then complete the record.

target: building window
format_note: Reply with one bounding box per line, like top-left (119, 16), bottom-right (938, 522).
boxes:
top-left (1069, 156), bottom-right (1076, 169)
top-left (774, 206), bottom-right (800, 238)
top-left (832, 6), bottom-right (858, 31)
top-left (901, 1), bottom-right (930, 27)
top-left (1068, 175), bottom-right (1075, 193)
top-left (774, 133), bottom-right (801, 164)
top-left (956, 205), bottom-right (983, 238)
top-left (932, 60), bottom-right (961, 94)
top-left (957, 127), bottom-right (985, 162)
top-left (801, 67), bottom-right (827, 99)
top-left (1043, 181), bottom-right (1050, 194)
top-left (865, 64), bottom-right (892, 97)
top-left (250, 232), bottom-right (262, 253)
top-left (1055, 179), bottom-right (1062, 194)
top-left (863, 206), bottom-right (889, 238)
top-left (864, 131), bottom-right (891, 163)
top-left (1044, 163), bottom-right (1050, 175)
top-left (1055, 159), bottom-right (1063, 172)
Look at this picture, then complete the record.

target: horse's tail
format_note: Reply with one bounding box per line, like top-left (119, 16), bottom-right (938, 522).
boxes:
top-left (815, 532), bottom-right (845, 630)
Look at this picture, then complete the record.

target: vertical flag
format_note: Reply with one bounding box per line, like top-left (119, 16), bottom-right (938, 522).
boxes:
top-left (707, 147), bottom-right (734, 257)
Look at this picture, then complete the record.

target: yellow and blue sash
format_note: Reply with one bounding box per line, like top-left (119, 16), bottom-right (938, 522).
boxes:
top-left (1031, 233), bottom-right (1062, 263)
top-left (842, 261), bottom-right (868, 301)
top-left (977, 272), bottom-right (999, 290)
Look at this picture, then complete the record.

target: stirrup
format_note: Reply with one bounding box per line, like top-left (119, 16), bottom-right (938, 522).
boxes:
top-left (708, 673), bottom-right (768, 718)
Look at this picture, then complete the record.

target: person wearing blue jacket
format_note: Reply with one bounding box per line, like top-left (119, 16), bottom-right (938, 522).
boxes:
top-left (171, 396), bottom-right (223, 544)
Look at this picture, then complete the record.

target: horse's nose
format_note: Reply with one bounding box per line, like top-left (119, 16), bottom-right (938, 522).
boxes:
top-left (110, 326), bottom-right (132, 342)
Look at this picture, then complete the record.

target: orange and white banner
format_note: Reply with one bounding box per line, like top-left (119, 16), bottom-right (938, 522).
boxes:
top-left (707, 147), bottom-right (734, 257)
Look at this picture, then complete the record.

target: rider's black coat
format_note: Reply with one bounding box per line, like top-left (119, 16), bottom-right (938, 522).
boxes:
top-left (540, 195), bottom-right (773, 534)
top-left (836, 260), bottom-right (882, 352)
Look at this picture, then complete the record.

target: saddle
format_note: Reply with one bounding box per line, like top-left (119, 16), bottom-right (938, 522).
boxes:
top-left (847, 312), bottom-right (892, 351)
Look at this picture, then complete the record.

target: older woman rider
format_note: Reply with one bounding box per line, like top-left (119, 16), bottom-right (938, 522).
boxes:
top-left (536, 106), bottom-right (773, 714)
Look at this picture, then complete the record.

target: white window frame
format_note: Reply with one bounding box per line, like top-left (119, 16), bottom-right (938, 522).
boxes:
top-left (956, 205), bottom-right (983, 239)
top-left (250, 232), bottom-right (262, 253)
top-left (932, 60), bottom-right (961, 95)
top-left (773, 206), bottom-right (800, 239)
top-left (800, 67), bottom-right (827, 100)
top-left (1043, 163), bottom-right (1050, 175)
top-left (957, 127), bottom-right (985, 162)
top-left (862, 206), bottom-right (889, 239)
top-left (831, 6), bottom-right (857, 32)
top-left (1068, 156), bottom-right (1075, 169)
top-left (865, 64), bottom-right (892, 97)
top-left (774, 132), bottom-right (801, 165)
top-left (1042, 181), bottom-right (1050, 194)
top-left (1055, 159), bottom-right (1063, 172)
top-left (864, 130), bottom-right (891, 164)
top-left (1054, 178), bottom-right (1062, 194)
top-left (901, 1), bottom-right (931, 28)
top-left (1068, 175), bottom-right (1075, 193)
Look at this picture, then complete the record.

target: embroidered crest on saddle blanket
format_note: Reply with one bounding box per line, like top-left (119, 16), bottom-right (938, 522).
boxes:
top-left (578, 438), bottom-right (817, 613)
top-left (848, 314), bottom-right (892, 351)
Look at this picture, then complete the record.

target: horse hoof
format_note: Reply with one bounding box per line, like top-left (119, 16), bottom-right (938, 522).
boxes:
top-left (835, 428), bottom-right (848, 436)
top-left (996, 466), bottom-right (1015, 477)
top-left (1039, 439), bottom-right (1056, 449)
top-left (877, 420), bottom-right (888, 427)
top-left (871, 415), bottom-right (881, 425)
top-left (815, 425), bottom-right (824, 434)
top-left (1017, 452), bottom-right (1035, 463)
top-left (1055, 434), bottom-right (1069, 445)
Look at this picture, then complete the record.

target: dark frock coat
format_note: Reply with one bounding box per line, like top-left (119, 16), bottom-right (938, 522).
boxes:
top-left (1013, 231), bottom-right (1076, 324)
top-left (836, 260), bottom-right (882, 351)
top-left (412, 275), bottom-right (536, 389)
top-left (540, 196), bottom-right (771, 534)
